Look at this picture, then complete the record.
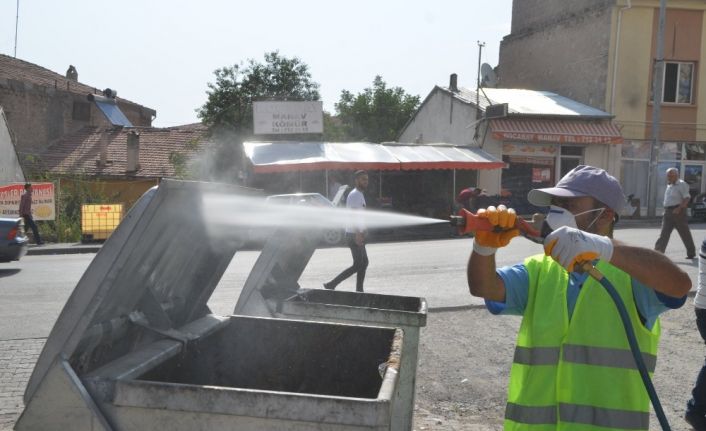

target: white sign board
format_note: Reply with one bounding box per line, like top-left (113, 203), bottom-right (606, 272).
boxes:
top-left (253, 101), bottom-right (323, 135)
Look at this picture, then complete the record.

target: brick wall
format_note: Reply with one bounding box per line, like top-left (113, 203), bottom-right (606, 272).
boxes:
top-left (0, 78), bottom-right (153, 158)
top-left (499, 0), bottom-right (614, 111)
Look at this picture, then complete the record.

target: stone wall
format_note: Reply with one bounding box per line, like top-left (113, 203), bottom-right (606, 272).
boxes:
top-left (499, 0), bottom-right (614, 111)
top-left (0, 78), bottom-right (153, 157)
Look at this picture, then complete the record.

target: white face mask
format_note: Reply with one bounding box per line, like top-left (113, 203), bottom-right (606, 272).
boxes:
top-left (545, 205), bottom-right (577, 231)
top-left (545, 205), bottom-right (606, 232)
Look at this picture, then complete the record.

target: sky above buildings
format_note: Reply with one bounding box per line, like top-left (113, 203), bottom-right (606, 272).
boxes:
top-left (0, 0), bottom-right (512, 127)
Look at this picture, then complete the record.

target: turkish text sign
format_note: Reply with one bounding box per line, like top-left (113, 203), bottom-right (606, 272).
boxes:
top-left (253, 101), bottom-right (323, 134)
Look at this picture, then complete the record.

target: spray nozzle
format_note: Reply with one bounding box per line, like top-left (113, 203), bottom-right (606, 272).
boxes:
top-left (449, 209), bottom-right (546, 243)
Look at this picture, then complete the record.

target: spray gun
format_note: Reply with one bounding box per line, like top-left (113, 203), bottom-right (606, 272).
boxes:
top-left (449, 208), bottom-right (550, 244)
top-left (448, 206), bottom-right (672, 431)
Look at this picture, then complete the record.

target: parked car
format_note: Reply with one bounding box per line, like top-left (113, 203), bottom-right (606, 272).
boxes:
top-left (265, 191), bottom-right (346, 245)
top-left (0, 217), bottom-right (29, 262)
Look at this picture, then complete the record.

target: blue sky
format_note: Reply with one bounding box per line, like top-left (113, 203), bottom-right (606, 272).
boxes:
top-left (0, 0), bottom-right (512, 127)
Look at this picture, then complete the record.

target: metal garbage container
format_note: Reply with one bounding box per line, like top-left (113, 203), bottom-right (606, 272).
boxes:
top-left (15, 180), bottom-right (404, 431)
top-left (234, 229), bottom-right (427, 431)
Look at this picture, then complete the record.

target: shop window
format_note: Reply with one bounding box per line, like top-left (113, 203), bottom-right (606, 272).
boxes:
top-left (560, 146), bottom-right (583, 177)
top-left (621, 141), bottom-right (651, 159)
top-left (662, 62), bottom-right (693, 104)
top-left (659, 142), bottom-right (681, 160)
top-left (621, 160), bottom-right (649, 204)
top-left (685, 143), bottom-right (706, 161)
top-left (502, 155), bottom-right (554, 214)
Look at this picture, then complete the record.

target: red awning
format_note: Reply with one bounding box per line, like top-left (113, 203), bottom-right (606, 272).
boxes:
top-left (243, 142), bottom-right (504, 173)
top-left (490, 118), bottom-right (623, 144)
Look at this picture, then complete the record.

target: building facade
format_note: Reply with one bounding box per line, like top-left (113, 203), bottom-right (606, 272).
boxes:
top-left (398, 78), bottom-right (623, 214)
top-left (0, 55), bottom-right (155, 159)
top-left (499, 0), bottom-right (706, 211)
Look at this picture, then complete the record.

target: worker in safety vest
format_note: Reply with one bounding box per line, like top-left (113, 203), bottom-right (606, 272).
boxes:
top-left (467, 165), bottom-right (691, 431)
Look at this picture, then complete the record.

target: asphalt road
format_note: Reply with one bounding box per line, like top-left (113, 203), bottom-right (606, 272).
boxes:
top-left (1, 222), bottom-right (704, 341)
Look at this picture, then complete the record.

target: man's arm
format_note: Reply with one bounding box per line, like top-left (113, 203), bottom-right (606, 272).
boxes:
top-left (467, 252), bottom-right (506, 302)
top-left (609, 241), bottom-right (691, 298)
top-left (674, 182), bottom-right (692, 214)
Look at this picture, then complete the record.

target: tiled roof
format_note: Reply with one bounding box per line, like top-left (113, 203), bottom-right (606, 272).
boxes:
top-left (0, 54), bottom-right (153, 111)
top-left (37, 124), bottom-right (209, 178)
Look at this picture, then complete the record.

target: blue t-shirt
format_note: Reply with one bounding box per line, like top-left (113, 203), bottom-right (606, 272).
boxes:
top-left (487, 263), bottom-right (686, 330)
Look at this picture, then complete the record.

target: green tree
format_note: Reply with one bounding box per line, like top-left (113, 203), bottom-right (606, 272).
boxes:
top-left (196, 51), bottom-right (321, 182)
top-left (335, 76), bottom-right (420, 142)
top-left (197, 51), bottom-right (321, 134)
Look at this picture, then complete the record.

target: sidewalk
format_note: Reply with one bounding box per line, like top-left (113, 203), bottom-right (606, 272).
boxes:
top-left (26, 242), bottom-right (101, 256)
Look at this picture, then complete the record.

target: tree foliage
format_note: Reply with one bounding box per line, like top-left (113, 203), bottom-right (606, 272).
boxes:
top-left (335, 76), bottom-right (420, 143)
top-left (197, 51), bottom-right (321, 135)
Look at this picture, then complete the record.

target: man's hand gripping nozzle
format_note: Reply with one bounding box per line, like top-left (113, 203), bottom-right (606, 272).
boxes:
top-left (449, 208), bottom-right (548, 244)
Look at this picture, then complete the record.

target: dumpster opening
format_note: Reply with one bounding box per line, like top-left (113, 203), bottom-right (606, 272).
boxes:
top-left (290, 289), bottom-right (423, 312)
top-left (137, 316), bottom-right (401, 399)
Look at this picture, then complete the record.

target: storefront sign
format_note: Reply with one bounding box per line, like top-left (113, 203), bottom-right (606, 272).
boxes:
top-left (253, 101), bottom-right (324, 134)
top-left (503, 143), bottom-right (557, 157)
top-left (532, 168), bottom-right (551, 183)
top-left (494, 131), bottom-right (621, 144)
top-left (0, 182), bottom-right (56, 220)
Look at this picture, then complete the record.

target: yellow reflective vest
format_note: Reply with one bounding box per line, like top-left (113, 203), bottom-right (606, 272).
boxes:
top-left (504, 254), bottom-right (660, 431)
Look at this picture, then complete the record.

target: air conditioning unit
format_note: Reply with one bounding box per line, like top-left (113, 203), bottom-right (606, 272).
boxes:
top-left (485, 103), bottom-right (508, 119)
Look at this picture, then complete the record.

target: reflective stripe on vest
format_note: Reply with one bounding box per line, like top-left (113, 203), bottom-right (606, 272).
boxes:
top-left (506, 403), bottom-right (649, 430)
top-left (513, 345), bottom-right (657, 372)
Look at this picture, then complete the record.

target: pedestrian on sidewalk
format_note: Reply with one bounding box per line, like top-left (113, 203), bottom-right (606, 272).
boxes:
top-left (655, 167), bottom-right (696, 259)
top-left (324, 170), bottom-right (369, 292)
top-left (686, 239), bottom-right (706, 430)
top-left (467, 165), bottom-right (690, 430)
top-left (19, 183), bottom-right (42, 245)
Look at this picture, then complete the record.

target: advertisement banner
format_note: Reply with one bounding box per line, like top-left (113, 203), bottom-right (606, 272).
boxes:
top-left (0, 183), bottom-right (56, 220)
top-left (253, 101), bottom-right (324, 134)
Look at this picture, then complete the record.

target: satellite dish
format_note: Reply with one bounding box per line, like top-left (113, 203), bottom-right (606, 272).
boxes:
top-left (480, 63), bottom-right (497, 88)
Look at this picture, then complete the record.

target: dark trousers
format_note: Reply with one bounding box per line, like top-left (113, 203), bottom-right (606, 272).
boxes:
top-left (22, 215), bottom-right (41, 244)
top-left (655, 207), bottom-right (695, 256)
top-left (326, 234), bottom-right (368, 292)
top-left (688, 308), bottom-right (706, 416)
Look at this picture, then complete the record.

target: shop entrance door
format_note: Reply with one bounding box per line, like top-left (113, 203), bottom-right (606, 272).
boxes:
top-left (684, 164), bottom-right (704, 203)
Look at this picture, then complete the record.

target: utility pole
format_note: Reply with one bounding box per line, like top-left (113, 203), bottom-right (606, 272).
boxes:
top-left (647, 0), bottom-right (667, 217)
top-left (14, 0), bottom-right (19, 57)
top-left (474, 41), bottom-right (485, 140)
top-left (475, 41), bottom-right (485, 109)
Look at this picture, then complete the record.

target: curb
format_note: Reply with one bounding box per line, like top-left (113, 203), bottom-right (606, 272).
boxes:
top-left (26, 244), bottom-right (102, 256)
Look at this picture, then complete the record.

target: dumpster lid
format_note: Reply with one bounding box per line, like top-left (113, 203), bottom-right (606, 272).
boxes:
top-left (234, 228), bottom-right (321, 316)
top-left (25, 179), bottom-right (259, 403)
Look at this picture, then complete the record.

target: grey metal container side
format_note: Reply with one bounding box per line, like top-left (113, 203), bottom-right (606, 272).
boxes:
top-left (17, 179), bottom-right (403, 431)
top-left (234, 229), bottom-right (428, 431)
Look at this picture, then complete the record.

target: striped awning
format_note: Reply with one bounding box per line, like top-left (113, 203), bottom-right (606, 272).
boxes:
top-left (243, 142), bottom-right (504, 173)
top-left (490, 118), bottom-right (623, 144)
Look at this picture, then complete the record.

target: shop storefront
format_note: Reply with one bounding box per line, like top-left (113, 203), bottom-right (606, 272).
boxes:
top-left (486, 117), bottom-right (624, 214)
top-left (241, 141), bottom-right (504, 219)
top-left (621, 140), bottom-right (706, 212)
